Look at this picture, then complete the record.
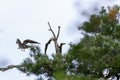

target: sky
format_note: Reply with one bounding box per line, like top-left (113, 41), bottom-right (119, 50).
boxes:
top-left (0, 0), bottom-right (119, 80)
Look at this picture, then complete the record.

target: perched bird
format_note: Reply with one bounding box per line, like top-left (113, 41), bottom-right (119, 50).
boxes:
top-left (16, 38), bottom-right (40, 50)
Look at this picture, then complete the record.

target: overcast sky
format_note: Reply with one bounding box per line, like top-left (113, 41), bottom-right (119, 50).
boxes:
top-left (0, 0), bottom-right (119, 80)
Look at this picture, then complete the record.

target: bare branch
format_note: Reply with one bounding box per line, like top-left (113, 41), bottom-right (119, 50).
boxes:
top-left (0, 65), bottom-right (21, 71)
top-left (48, 22), bottom-right (56, 38)
top-left (44, 38), bottom-right (54, 54)
top-left (57, 26), bottom-right (61, 39)
top-left (46, 22), bottom-right (65, 54)
top-left (59, 43), bottom-right (66, 54)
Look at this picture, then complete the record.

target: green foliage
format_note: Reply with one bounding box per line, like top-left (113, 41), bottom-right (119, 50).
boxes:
top-left (18, 46), bottom-right (53, 76)
top-left (79, 5), bottom-right (120, 39)
top-left (68, 5), bottom-right (120, 79)
top-left (17, 5), bottom-right (120, 80)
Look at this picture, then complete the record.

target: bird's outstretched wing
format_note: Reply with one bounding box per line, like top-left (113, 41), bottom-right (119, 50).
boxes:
top-left (23, 39), bottom-right (40, 45)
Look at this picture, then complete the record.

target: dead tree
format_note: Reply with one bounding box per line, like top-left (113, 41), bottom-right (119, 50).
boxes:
top-left (44, 22), bottom-right (65, 54)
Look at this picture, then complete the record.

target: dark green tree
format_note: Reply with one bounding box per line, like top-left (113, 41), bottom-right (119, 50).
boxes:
top-left (67, 5), bottom-right (120, 79)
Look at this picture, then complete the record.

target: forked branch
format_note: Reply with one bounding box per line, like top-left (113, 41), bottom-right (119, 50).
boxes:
top-left (45, 22), bottom-right (65, 54)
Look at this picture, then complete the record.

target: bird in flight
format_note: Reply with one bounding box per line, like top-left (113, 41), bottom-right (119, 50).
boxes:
top-left (16, 38), bottom-right (40, 51)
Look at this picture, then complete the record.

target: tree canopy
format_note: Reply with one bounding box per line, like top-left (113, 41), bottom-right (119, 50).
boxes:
top-left (68, 5), bottom-right (120, 79)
